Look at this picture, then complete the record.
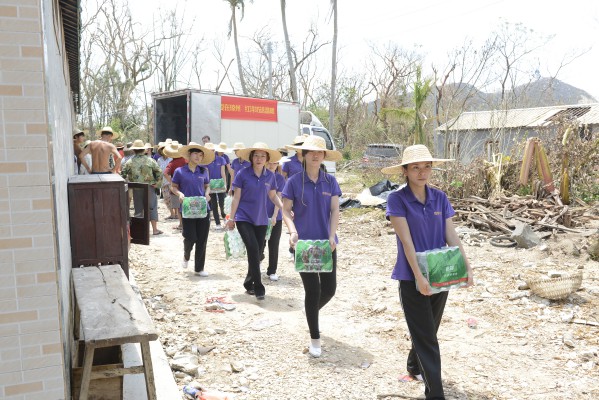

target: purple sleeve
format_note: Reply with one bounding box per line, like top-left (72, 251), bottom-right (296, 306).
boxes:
top-left (281, 175), bottom-right (295, 200)
top-left (441, 191), bottom-right (456, 219)
top-left (330, 176), bottom-right (342, 197)
top-left (171, 168), bottom-right (182, 185)
top-left (204, 169), bottom-right (210, 185)
top-left (386, 191), bottom-right (406, 219)
top-left (281, 162), bottom-right (290, 174)
top-left (232, 169), bottom-right (243, 189)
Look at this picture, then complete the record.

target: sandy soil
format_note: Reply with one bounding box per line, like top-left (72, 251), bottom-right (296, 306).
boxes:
top-left (128, 172), bottom-right (599, 400)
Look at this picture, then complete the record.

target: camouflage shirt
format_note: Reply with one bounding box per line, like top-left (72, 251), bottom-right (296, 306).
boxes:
top-left (121, 155), bottom-right (163, 186)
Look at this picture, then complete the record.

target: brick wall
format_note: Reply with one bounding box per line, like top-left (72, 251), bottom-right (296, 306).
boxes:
top-left (0, 0), bottom-right (69, 398)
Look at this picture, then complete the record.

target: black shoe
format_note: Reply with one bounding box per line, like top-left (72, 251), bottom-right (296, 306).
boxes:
top-left (245, 289), bottom-right (255, 296)
top-left (256, 294), bottom-right (265, 300)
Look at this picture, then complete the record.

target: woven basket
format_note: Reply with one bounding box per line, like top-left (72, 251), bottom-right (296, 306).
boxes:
top-left (525, 271), bottom-right (583, 300)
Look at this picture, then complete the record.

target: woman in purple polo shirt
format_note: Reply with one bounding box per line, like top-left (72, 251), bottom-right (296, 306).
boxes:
top-left (262, 158), bottom-right (288, 281)
top-left (229, 142), bottom-right (251, 194)
top-left (226, 143), bottom-right (283, 300)
top-left (281, 136), bottom-right (343, 358)
top-left (282, 134), bottom-right (308, 179)
top-left (205, 143), bottom-right (227, 230)
top-left (383, 144), bottom-right (473, 400)
top-left (170, 142), bottom-right (215, 277)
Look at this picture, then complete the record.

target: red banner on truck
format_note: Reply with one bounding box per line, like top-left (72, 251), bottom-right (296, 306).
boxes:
top-left (221, 96), bottom-right (278, 122)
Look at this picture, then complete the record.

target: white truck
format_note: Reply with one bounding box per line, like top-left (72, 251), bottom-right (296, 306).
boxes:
top-left (152, 90), bottom-right (338, 173)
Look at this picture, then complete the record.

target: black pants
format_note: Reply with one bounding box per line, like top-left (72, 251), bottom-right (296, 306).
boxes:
top-left (182, 216), bottom-right (210, 273)
top-left (266, 220), bottom-right (282, 275)
top-left (399, 280), bottom-right (448, 400)
top-left (236, 221), bottom-right (267, 297)
top-left (300, 250), bottom-right (337, 339)
top-left (209, 192), bottom-right (226, 224)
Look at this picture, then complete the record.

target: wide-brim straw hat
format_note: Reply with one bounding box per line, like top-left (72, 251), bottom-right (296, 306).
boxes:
top-left (73, 128), bottom-right (84, 138)
top-left (128, 139), bottom-right (148, 150)
top-left (232, 142), bottom-right (245, 151)
top-left (216, 142), bottom-right (233, 153)
top-left (204, 142), bottom-right (216, 150)
top-left (285, 134), bottom-right (310, 150)
top-left (178, 142), bottom-right (215, 164)
top-left (157, 138), bottom-right (173, 149)
top-left (288, 135), bottom-right (343, 162)
top-left (162, 141), bottom-right (182, 158)
top-left (97, 126), bottom-right (120, 139)
top-left (381, 144), bottom-right (453, 175)
top-left (235, 142), bottom-right (282, 163)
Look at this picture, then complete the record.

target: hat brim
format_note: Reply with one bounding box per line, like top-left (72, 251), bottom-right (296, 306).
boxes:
top-left (163, 145), bottom-right (182, 158)
top-left (288, 145), bottom-right (343, 162)
top-left (235, 147), bottom-right (282, 163)
top-left (97, 130), bottom-right (120, 140)
top-left (178, 144), bottom-right (215, 165)
top-left (381, 157), bottom-right (454, 175)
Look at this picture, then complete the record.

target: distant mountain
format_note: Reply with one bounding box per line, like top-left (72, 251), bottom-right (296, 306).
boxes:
top-left (450, 78), bottom-right (597, 111)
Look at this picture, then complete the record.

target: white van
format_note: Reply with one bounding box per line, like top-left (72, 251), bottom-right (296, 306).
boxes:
top-left (299, 111), bottom-right (338, 174)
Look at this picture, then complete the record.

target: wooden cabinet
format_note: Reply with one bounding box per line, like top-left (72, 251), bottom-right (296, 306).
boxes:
top-left (68, 175), bottom-right (132, 277)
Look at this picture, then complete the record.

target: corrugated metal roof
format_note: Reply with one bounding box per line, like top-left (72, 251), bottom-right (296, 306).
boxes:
top-left (437, 103), bottom-right (599, 131)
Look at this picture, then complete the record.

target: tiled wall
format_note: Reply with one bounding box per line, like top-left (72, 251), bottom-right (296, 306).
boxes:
top-left (0, 0), bottom-right (68, 398)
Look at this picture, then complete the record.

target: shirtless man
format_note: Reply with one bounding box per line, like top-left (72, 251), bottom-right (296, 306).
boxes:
top-left (79, 127), bottom-right (122, 174)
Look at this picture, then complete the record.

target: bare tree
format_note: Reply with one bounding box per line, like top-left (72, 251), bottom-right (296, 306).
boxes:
top-left (294, 26), bottom-right (329, 108)
top-left (242, 29), bottom-right (289, 99)
top-left (367, 42), bottom-right (420, 137)
top-left (279, 0), bottom-right (298, 101)
top-left (328, 0), bottom-right (338, 140)
top-left (224, 0), bottom-right (253, 95)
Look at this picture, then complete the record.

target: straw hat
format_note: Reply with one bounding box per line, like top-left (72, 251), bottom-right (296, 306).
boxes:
top-left (162, 141), bottom-right (182, 158)
top-left (83, 140), bottom-right (92, 148)
top-left (115, 142), bottom-right (125, 150)
top-left (204, 142), bottom-right (216, 150)
top-left (216, 142), bottom-right (233, 153)
top-left (235, 142), bottom-right (282, 163)
top-left (232, 142), bottom-right (245, 151)
top-left (285, 134), bottom-right (310, 150)
top-left (97, 126), bottom-right (120, 139)
top-left (288, 136), bottom-right (343, 162)
top-left (128, 139), bottom-right (147, 150)
top-left (178, 142), bottom-right (215, 164)
top-left (157, 138), bottom-right (173, 149)
top-left (73, 128), bottom-right (84, 139)
top-left (144, 142), bottom-right (152, 150)
top-left (381, 144), bottom-right (453, 175)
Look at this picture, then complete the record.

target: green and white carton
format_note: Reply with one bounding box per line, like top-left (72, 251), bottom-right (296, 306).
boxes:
top-left (295, 240), bottom-right (333, 273)
top-left (415, 246), bottom-right (468, 293)
top-left (209, 178), bottom-right (226, 193)
top-left (224, 229), bottom-right (246, 259)
top-left (182, 196), bottom-right (208, 219)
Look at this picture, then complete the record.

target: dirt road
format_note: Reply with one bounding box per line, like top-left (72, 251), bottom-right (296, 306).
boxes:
top-left (129, 172), bottom-right (599, 400)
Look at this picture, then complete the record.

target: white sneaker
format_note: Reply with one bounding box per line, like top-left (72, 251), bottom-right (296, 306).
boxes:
top-left (308, 344), bottom-right (321, 358)
top-left (215, 224), bottom-right (223, 230)
top-left (195, 270), bottom-right (209, 277)
top-left (288, 252), bottom-right (294, 261)
top-left (181, 258), bottom-right (189, 269)
top-left (268, 274), bottom-right (279, 281)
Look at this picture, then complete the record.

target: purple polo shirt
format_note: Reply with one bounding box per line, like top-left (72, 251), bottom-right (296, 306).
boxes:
top-left (171, 165), bottom-right (210, 210)
top-left (220, 153), bottom-right (230, 165)
top-left (282, 170), bottom-right (341, 241)
top-left (386, 184), bottom-right (455, 281)
top-left (232, 167), bottom-right (276, 225)
top-left (231, 158), bottom-right (250, 174)
top-left (207, 154), bottom-right (226, 180)
top-left (282, 154), bottom-right (303, 177)
top-left (266, 172), bottom-right (286, 221)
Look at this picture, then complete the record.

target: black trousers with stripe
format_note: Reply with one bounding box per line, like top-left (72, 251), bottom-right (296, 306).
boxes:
top-left (399, 280), bottom-right (448, 400)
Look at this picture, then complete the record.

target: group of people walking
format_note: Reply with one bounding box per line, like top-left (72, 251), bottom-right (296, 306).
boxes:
top-left (76, 126), bottom-right (473, 399)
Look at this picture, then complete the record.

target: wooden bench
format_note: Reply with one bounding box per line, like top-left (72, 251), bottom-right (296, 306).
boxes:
top-left (72, 265), bottom-right (158, 400)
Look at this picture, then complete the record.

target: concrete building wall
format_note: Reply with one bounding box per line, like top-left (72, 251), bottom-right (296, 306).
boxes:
top-left (0, 0), bottom-right (75, 398)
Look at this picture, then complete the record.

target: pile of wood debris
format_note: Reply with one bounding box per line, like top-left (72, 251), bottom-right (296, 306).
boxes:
top-left (452, 194), bottom-right (598, 235)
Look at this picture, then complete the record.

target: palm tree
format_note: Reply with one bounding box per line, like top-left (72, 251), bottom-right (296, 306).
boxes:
top-left (225, 0), bottom-right (251, 95)
top-left (328, 0), bottom-right (338, 142)
top-left (279, 0), bottom-right (298, 101)
top-left (413, 66), bottom-right (433, 146)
